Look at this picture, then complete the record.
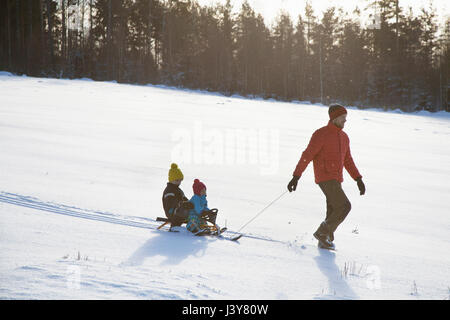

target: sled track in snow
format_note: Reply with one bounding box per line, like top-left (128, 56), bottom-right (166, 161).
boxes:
top-left (0, 192), bottom-right (156, 230)
top-left (0, 192), bottom-right (282, 244)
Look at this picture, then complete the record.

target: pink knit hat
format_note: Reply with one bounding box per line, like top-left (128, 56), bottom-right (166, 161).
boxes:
top-left (192, 179), bottom-right (206, 195)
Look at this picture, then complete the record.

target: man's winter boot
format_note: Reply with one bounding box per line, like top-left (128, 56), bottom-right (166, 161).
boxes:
top-left (318, 240), bottom-right (335, 250)
top-left (313, 222), bottom-right (334, 248)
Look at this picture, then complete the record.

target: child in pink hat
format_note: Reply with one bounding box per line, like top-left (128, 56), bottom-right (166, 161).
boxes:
top-left (186, 179), bottom-right (219, 235)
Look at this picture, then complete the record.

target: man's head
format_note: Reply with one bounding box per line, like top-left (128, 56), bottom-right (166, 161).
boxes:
top-left (329, 104), bottom-right (347, 129)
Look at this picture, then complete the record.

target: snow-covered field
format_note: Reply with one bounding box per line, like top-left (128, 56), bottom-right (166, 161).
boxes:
top-left (1, 72), bottom-right (449, 300)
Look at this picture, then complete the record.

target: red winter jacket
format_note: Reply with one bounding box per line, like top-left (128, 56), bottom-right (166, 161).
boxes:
top-left (293, 121), bottom-right (362, 184)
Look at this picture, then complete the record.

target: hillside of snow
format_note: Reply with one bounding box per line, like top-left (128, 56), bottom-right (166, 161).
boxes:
top-left (0, 72), bottom-right (449, 300)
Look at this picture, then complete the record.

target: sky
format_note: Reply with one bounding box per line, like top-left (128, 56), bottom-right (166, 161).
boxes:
top-left (197, 0), bottom-right (450, 26)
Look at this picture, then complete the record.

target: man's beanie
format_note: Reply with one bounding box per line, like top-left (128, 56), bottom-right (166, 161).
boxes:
top-left (168, 163), bottom-right (184, 182)
top-left (328, 104), bottom-right (347, 121)
top-left (193, 179), bottom-right (206, 195)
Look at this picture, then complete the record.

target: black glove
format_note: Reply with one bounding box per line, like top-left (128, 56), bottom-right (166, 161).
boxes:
top-left (180, 201), bottom-right (194, 210)
top-left (287, 176), bottom-right (300, 192)
top-left (356, 177), bottom-right (365, 195)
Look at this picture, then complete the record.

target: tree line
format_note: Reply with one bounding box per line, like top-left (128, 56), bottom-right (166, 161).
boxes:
top-left (0, 0), bottom-right (449, 112)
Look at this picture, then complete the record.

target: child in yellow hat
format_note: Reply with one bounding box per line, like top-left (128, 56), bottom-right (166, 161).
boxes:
top-left (162, 163), bottom-right (194, 226)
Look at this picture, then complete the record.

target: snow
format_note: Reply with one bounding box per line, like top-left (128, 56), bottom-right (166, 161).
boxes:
top-left (0, 73), bottom-right (449, 300)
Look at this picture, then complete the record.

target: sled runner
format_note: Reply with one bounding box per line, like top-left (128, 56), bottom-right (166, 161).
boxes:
top-left (156, 215), bottom-right (221, 234)
top-left (155, 216), bottom-right (242, 241)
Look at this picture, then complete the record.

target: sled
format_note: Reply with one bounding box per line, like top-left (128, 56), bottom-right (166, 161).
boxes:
top-left (156, 216), bottom-right (242, 241)
top-left (156, 209), bottom-right (220, 234)
top-left (156, 216), bottom-right (220, 233)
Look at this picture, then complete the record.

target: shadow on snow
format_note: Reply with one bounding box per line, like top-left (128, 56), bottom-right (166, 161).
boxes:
top-left (124, 230), bottom-right (212, 266)
top-left (313, 248), bottom-right (359, 300)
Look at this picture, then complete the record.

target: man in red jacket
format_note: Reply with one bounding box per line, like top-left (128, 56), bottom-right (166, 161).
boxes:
top-left (287, 104), bottom-right (366, 249)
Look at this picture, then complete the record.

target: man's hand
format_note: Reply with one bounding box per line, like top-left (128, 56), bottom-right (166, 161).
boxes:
top-left (287, 176), bottom-right (300, 192)
top-left (356, 177), bottom-right (365, 195)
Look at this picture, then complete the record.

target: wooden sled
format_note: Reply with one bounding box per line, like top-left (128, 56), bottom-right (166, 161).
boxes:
top-left (156, 209), bottom-right (220, 234)
top-left (156, 217), bottom-right (173, 230)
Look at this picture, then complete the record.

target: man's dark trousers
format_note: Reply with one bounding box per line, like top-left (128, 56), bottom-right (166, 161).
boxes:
top-left (316, 179), bottom-right (352, 241)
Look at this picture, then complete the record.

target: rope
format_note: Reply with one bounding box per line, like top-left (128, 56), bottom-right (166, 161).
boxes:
top-left (237, 190), bottom-right (288, 233)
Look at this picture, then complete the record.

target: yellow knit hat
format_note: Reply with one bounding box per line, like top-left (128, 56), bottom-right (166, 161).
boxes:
top-left (168, 163), bottom-right (184, 182)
